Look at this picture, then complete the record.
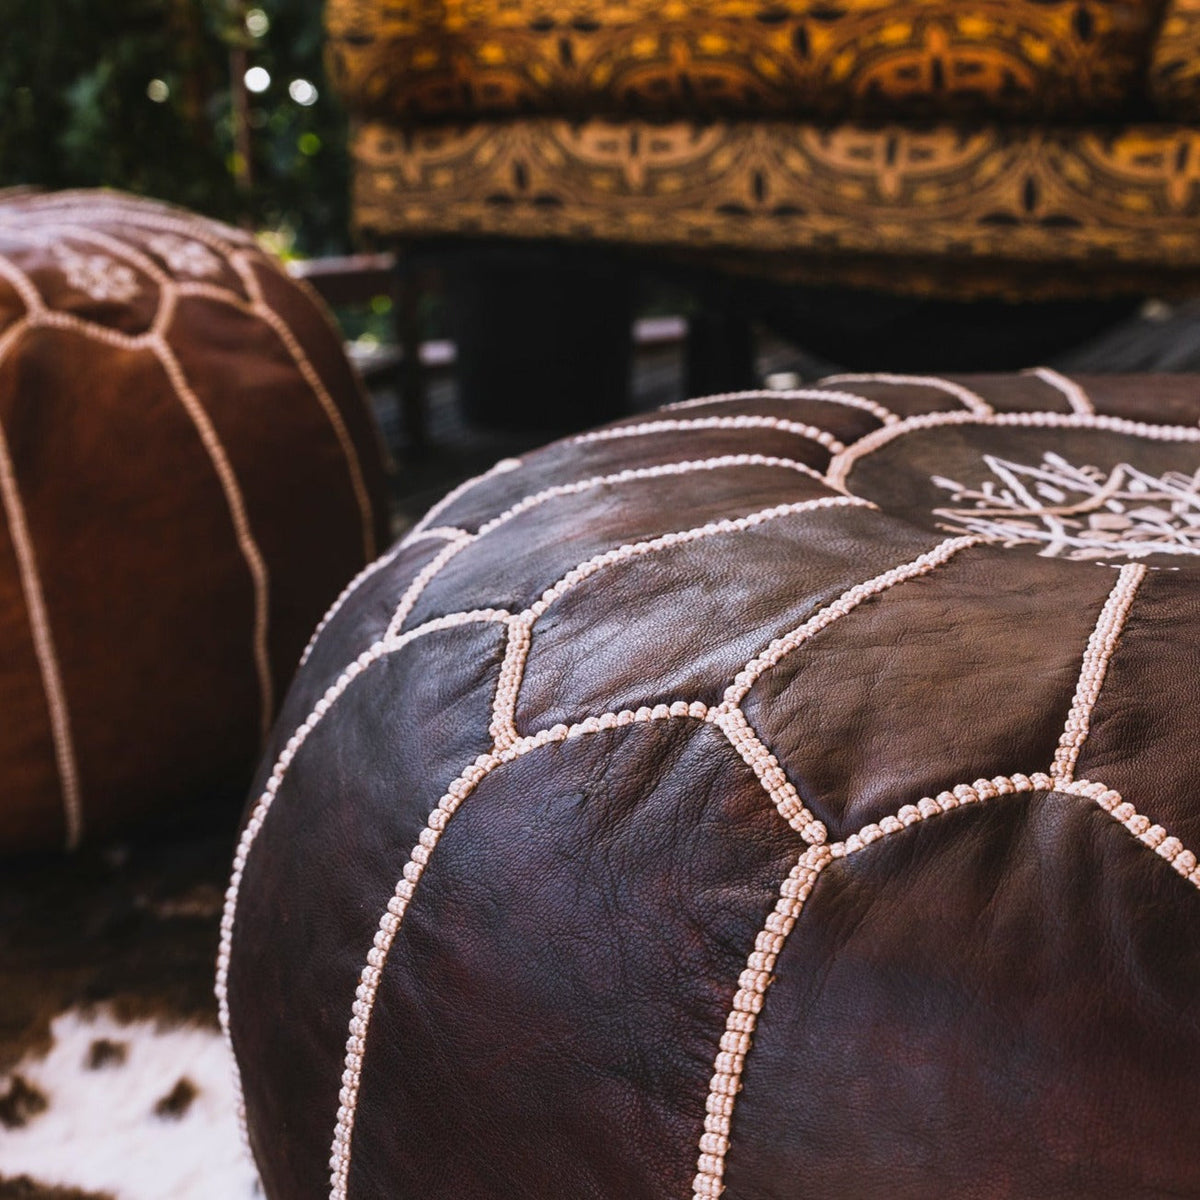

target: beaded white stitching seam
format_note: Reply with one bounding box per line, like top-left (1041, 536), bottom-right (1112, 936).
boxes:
top-left (328, 520), bottom-right (956, 1199)
top-left (1031, 366), bottom-right (1094, 415)
top-left (0, 317), bottom-right (82, 850)
top-left (0, 199), bottom-right (255, 254)
top-left (214, 607), bottom-right (512, 1144)
top-left (1051, 562), bottom-right (1146, 786)
top-left (300, 529), bottom-right (496, 670)
top-left (230, 252), bottom-right (378, 562)
top-left (826, 408), bottom-right (1200, 490)
top-left (406, 458), bottom-right (523, 539)
top-left (690, 766), bottom-right (1200, 1198)
top-left (328, 496), bottom-right (867, 1197)
top-left (0, 219), bottom-right (384, 747)
top-left (709, 708), bottom-right (825, 842)
top-left (221, 492), bottom-right (863, 1186)
top-left (663, 388), bottom-right (901, 426)
top-left (327, 701), bottom-right (712, 1200)
top-left (818, 372), bottom-right (993, 417)
top-left (1061, 779), bottom-right (1200, 883)
top-left (385, 459), bottom-right (852, 641)
top-left (299, 542), bottom-right (407, 668)
top-left (717, 535), bottom-right (982, 711)
top-left (154, 338), bottom-right (274, 740)
top-left (485, 494), bottom-right (873, 754)
top-left (572, 416), bottom-right (846, 456)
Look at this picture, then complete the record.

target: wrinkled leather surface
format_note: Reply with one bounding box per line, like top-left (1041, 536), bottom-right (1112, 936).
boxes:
top-left (231, 372), bottom-right (1200, 1199)
top-left (0, 190), bottom-right (390, 852)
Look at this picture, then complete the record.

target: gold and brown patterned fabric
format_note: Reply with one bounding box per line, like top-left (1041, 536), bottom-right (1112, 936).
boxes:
top-left (226, 371), bottom-right (1200, 1200)
top-left (332, 0), bottom-right (1200, 298)
top-left (1150, 0), bottom-right (1200, 116)
top-left (327, 0), bottom-right (1164, 122)
top-left (0, 190), bottom-right (390, 854)
top-left (351, 120), bottom-right (1200, 299)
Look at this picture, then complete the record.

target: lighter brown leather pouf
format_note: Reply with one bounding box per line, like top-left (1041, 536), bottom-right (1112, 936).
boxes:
top-left (0, 190), bottom-right (389, 853)
top-left (222, 371), bottom-right (1200, 1200)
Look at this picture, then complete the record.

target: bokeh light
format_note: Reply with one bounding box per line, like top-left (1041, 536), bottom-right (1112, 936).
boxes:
top-left (288, 79), bottom-right (319, 106)
top-left (244, 67), bottom-right (271, 94)
top-left (245, 8), bottom-right (270, 37)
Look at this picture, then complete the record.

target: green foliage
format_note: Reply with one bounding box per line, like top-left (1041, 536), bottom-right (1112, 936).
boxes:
top-left (0, 0), bottom-right (350, 253)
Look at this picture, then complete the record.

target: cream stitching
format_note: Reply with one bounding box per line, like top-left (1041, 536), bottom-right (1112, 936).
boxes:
top-left (572, 416), bottom-right (846, 456)
top-left (664, 388), bottom-right (900, 427)
top-left (1051, 562), bottom-right (1146, 787)
top-left (703, 536), bottom-right (982, 849)
top-left (717, 535), bottom-right (982, 711)
top-left (153, 339), bottom-right (274, 741)
top-left (214, 607), bottom-right (512, 1145)
top-left (146, 232), bottom-right (222, 278)
top-left (0, 253), bottom-right (48, 314)
top-left (818, 372), bottom-right (993, 417)
top-left (176, 280), bottom-right (254, 310)
top-left (691, 767), bottom-right (1200, 1197)
top-left (476, 494), bottom-right (874, 744)
top-left (331, 511), bottom-right (951, 1197)
top-left (300, 542), bottom-right (406, 667)
top-left (408, 525), bottom-right (470, 543)
top-left (29, 309), bottom-right (155, 351)
top-left (386, 461), bottom-right (857, 639)
top-left (328, 700), bottom-right (710, 1200)
top-left (1030, 367), bottom-right (1094, 415)
top-left (0, 319), bottom-right (83, 850)
top-left (827, 409), bottom-right (1200, 491)
top-left (0, 200), bottom-right (254, 255)
top-left (40, 224), bottom-right (171, 286)
top-left (490, 619), bottom-right (531, 751)
top-left (406, 458), bottom-right (522, 539)
top-left (527, 498), bottom-right (866, 622)
top-left (693, 841), bottom-right (831, 1198)
top-left (692, 771), bottom-right (1052, 1198)
top-left (52, 244), bottom-right (139, 303)
top-left (231, 252), bottom-right (378, 561)
top-left (1062, 779), bottom-right (1200, 885)
top-left (709, 708), bottom-right (825, 842)
top-left (301, 529), bottom-right (483, 668)
top-left (329, 496), bottom-right (868, 1195)
top-left (385, 534), bottom-right (475, 638)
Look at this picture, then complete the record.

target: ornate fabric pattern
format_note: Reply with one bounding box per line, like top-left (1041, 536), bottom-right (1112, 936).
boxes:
top-left (326, 0), bottom-right (1161, 121)
top-left (351, 119), bottom-right (1200, 298)
top-left (1150, 0), bottom-right (1200, 115)
top-left (223, 372), bottom-right (1200, 1200)
top-left (0, 190), bottom-right (390, 853)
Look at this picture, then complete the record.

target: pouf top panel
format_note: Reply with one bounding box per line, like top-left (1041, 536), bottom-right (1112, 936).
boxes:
top-left (225, 369), bottom-right (1200, 1200)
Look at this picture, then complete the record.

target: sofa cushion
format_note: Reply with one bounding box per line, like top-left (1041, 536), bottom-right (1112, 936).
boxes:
top-left (349, 119), bottom-right (1200, 301)
top-left (327, 0), bottom-right (1163, 123)
top-left (223, 371), bottom-right (1200, 1199)
top-left (1150, 0), bottom-right (1200, 116)
top-left (0, 190), bottom-right (390, 852)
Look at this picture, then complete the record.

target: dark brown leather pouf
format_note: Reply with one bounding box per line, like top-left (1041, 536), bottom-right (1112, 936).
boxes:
top-left (222, 371), bottom-right (1200, 1200)
top-left (0, 190), bottom-right (389, 852)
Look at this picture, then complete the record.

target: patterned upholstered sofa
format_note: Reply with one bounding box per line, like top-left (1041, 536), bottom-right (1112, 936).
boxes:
top-left (326, 0), bottom-right (1200, 408)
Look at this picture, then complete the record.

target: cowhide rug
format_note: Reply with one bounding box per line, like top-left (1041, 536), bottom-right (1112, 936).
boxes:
top-left (0, 830), bottom-right (259, 1199)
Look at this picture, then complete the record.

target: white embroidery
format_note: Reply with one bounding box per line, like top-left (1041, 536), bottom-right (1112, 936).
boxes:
top-left (54, 244), bottom-right (139, 302)
top-left (932, 453), bottom-right (1200, 561)
top-left (147, 233), bottom-right (222, 278)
